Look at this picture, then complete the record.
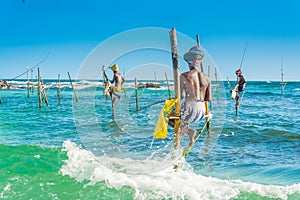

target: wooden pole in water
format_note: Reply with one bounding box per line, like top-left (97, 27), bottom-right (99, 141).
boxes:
top-left (170, 28), bottom-right (181, 149)
top-left (27, 66), bottom-right (30, 98)
top-left (165, 72), bottom-right (172, 99)
top-left (280, 61), bottom-right (287, 95)
top-left (135, 77), bottom-right (139, 111)
top-left (43, 85), bottom-right (49, 106)
top-left (205, 101), bottom-right (211, 134)
top-left (235, 99), bottom-right (239, 116)
top-left (67, 72), bottom-right (78, 103)
top-left (154, 70), bottom-right (157, 93)
top-left (196, 34), bottom-right (204, 73)
top-left (207, 65), bottom-right (213, 111)
top-left (197, 35), bottom-right (210, 134)
top-left (123, 68), bottom-right (126, 97)
top-left (235, 75), bottom-right (239, 116)
top-left (40, 76), bottom-right (49, 107)
top-left (30, 70), bottom-right (34, 94)
top-left (57, 74), bottom-right (61, 105)
top-left (111, 93), bottom-right (115, 119)
top-left (37, 67), bottom-right (42, 108)
top-left (215, 67), bottom-right (219, 103)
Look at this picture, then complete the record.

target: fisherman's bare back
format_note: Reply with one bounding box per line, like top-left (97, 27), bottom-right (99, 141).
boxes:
top-left (180, 68), bottom-right (211, 102)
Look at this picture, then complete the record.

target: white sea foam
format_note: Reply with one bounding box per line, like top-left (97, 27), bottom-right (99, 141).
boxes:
top-left (0, 183), bottom-right (11, 199)
top-left (60, 140), bottom-right (300, 200)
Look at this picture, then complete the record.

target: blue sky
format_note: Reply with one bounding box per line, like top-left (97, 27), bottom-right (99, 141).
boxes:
top-left (0, 0), bottom-right (299, 81)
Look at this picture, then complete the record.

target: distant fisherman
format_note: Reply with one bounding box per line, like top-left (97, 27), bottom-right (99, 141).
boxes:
top-left (109, 64), bottom-right (125, 105)
top-left (180, 46), bottom-right (212, 145)
top-left (234, 69), bottom-right (246, 103)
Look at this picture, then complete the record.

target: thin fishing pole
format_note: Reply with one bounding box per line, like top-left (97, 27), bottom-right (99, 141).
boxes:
top-left (239, 43), bottom-right (248, 70)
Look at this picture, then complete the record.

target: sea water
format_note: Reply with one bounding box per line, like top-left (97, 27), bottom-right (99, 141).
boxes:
top-left (0, 80), bottom-right (299, 200)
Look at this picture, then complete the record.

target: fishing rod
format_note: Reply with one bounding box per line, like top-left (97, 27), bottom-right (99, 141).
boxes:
top-left (235, 43), bottom-right (248, 84)
top-left (11, 52), bottom-right (50, 80)
top-left (238, 43), bottom-right (248, 70)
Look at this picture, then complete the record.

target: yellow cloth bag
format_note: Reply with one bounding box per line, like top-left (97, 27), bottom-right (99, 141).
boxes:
top-left (153, 98), bottom-right (177, 139)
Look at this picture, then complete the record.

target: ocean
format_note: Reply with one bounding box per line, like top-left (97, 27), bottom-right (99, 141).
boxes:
top-left (0, 79), bottom-right (299, 200)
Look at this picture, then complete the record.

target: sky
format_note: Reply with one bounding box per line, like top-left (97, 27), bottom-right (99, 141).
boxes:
top-left (0, 0), bottom-right (300, 81)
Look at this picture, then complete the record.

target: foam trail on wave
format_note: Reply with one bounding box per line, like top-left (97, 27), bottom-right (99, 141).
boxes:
top-left (60, 141), bottom-right (300, 200)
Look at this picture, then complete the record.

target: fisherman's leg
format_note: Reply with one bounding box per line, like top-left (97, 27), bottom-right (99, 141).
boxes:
top-left (112, 95), bottom-right (117, 105)
top-left (112, 92), bottom-right (121, 99)
top-left (187, 129), bottom-right (196, 145)
top-left (179, 123), bottom-right (189, 137)
top-left (235, 93), bottom-right (240, 106)
top-left (235, 93), bottom-right (240, 101)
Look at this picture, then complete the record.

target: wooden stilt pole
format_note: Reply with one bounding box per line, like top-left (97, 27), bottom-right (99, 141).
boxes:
top-left (196, 34), bottom-right (204, 73)
top-left (235, 98), bottom-right (239, 116)
top-left (30, 70), bottom-right (34, 94)
top-left (235, 74), bottom-right (239, 116)
top-left (215, 67), bottom-right (219, 103)
top-left (208, 65), bottom-right (213, 110)
top-left (197, 34), bottom-right (210, 134)
top-left (37, 68), bottom-right (42, 108)
top-left (280, 62), bottom-right (287, 95)
top-left (123, 68), bottom-right (126, 97)
top-left (205, 101), bottom-right (211, 134)
top-left (170, 28), bottom-right (181, 149)
top-left (111, 94), bottom-right (115, 119)
top-left (43, 86), bottom-right (49, 107)
top-left (27, 66), bottom-right (30, 98)
top-left (40, 76), bottom-right (49, 107)
top-left (135, 77), bottom-right (139, 111)
top-left (165, 72), bottom-right (172, 99)
top-left (154, 70), bottom-right (157, 93)
top-left (57, 74), bottom-right (61, 105)
top-left (67, 72), bottom-right (78, 103)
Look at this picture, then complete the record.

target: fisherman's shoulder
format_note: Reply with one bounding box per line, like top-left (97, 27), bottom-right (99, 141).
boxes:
top-left (198, 71), bottom-right (210, 79)
top-left (181, 71), bottom-right (191, 77)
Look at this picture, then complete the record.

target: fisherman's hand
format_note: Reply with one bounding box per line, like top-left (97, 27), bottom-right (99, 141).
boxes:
top-left (204, 112), bottom-right (213, 120)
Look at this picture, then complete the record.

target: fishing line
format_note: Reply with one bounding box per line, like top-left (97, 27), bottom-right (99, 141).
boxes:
top-left (238, 43), bottom-right (248, 70)
top-left (11, 52), bottom-right (50, 80)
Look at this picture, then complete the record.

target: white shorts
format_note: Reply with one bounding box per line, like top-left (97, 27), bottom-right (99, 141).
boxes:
top-left (181, 100), bottom-right (206, 126)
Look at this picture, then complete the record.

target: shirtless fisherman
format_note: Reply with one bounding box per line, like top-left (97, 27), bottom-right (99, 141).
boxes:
top-left (180, 46), bottom-right (212, 145)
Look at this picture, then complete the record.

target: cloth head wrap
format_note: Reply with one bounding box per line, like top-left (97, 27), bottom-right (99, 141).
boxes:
top-left (109, 64), bottom-right (119, 72)
top-left (183, 46), bottom-right (204, 63)
top-left (235, 69), bottom-right (242, 75)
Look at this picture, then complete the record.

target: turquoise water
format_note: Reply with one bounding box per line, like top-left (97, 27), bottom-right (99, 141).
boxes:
top-left (0, 80), bottom-right (299, 200)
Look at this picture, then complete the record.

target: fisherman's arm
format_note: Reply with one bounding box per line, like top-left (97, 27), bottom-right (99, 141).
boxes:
top-left (204, 79), bottom-right (212, 101)
top-left (180, 75), bottom-right (185, 100)
top-left (111, 75), bottom-right (116, 84)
